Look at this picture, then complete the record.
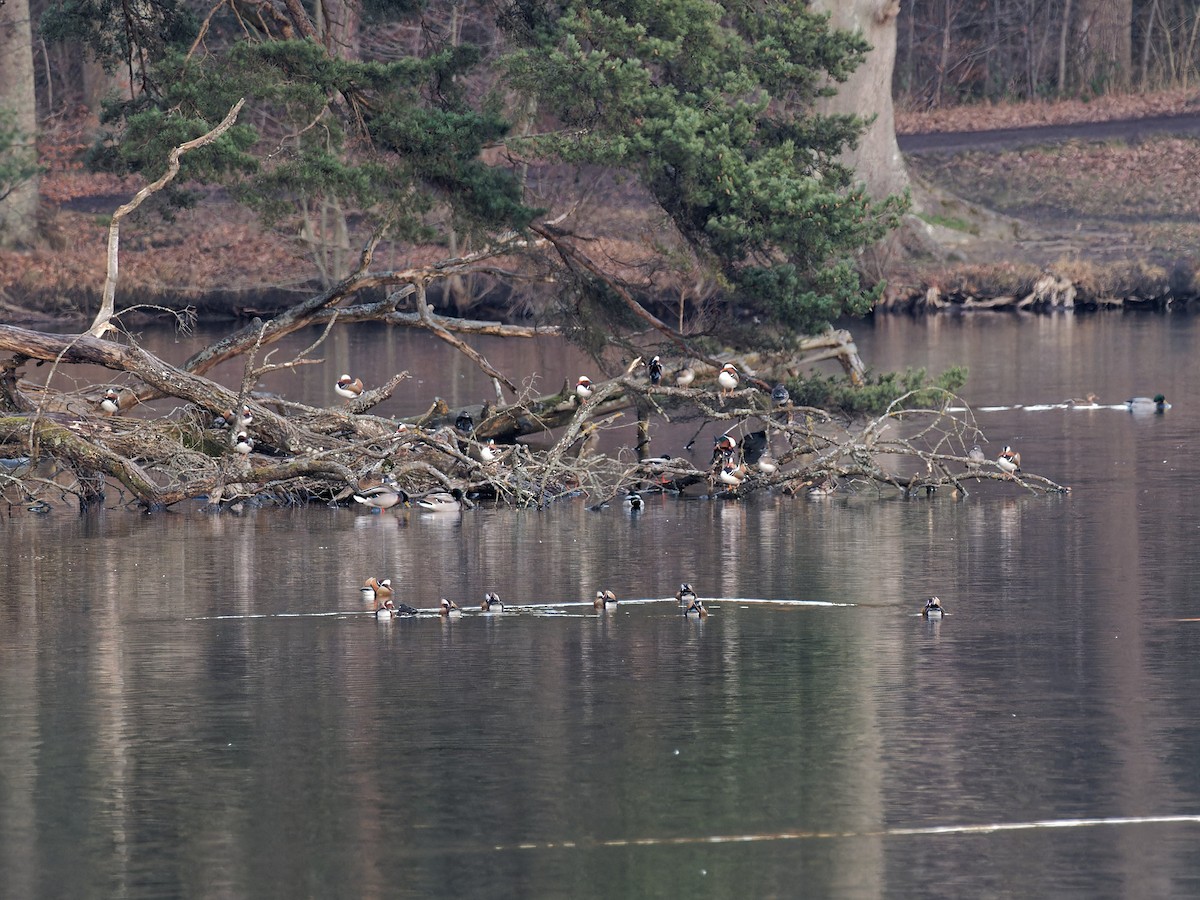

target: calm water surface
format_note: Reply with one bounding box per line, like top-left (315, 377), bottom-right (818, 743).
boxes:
top-left (3, 313), bottom-right (1200, 898)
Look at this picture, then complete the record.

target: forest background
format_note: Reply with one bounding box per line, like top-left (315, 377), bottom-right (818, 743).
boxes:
top-left (1, 0), bottom-right (1196, 328)
top-left (0, 0), bottom-right (1171, 508)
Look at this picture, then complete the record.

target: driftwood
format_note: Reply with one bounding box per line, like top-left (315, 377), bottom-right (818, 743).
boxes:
top-left (882, 271), bottom-right (1184, 313)
top-left (0, 132), bottom-right (1049, 511)
top-left (0, 317), bottom-right (1067, 512)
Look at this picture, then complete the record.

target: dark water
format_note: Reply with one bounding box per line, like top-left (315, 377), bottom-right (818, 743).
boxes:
top-left (4, 313), bottom-right (1200, 898)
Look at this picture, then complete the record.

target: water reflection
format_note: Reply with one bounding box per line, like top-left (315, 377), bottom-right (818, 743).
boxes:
top-left (5, 314), bottom-right (1200, 896)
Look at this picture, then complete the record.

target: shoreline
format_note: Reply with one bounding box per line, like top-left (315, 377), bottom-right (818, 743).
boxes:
top-left (6, 90), bottom-right (1200, 326)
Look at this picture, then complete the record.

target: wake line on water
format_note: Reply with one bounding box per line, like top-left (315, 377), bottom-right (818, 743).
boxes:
top-left (495, 814), bottom-right (1200, 853)
top-left (185, 597), bottom-right (850, 621)
top-left (949, 404), bottom-right (1125, 413)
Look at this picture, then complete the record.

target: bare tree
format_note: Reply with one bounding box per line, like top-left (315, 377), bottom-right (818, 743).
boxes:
top-left (1074, 0), bottom-right (1134, 91)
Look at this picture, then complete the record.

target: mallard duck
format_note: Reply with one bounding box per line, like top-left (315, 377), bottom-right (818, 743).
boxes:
top-left (481, 591), bottom-right (504, 612)
top-left (996, 445), bottom-right (1021, 477)
top-left (921, 596), bottom-right (945, 618)
top-left (353, 475), bottom-right (408, 510)
top-left (575, 376), bottom-right (594, 401)
top-left (440, 598), bottom-right (462, 617)
top-left (684, 598), bottom-right (708, 618)
top-left (417, 488), bottom-right (466, 512)
top-left (647, 355), bottom-right (663, 385)
top-left (594, 589), bottom-right (618, 610)
top-left (335, 374), bottom-right (364, 401)
top-left (232, 431), bottom-right (254, 455)
top-left (674, 366), bottom-right (695, 388)
top-left (717, 363), bottom-right (739, 399)
top-left (676, 583), bottom-right (697, 606)
top-left (1127, 394), bottom-right (1169, 413)
top-left (100, 388), bottom-right (121, 415)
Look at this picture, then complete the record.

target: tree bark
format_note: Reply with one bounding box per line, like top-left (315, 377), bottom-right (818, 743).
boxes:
top-left (0, 0), bottom-right (39, 247)
top-left (1073, 0), bottom-right (1133, 92)
top-left (810, 0), bottom-right (909, 202)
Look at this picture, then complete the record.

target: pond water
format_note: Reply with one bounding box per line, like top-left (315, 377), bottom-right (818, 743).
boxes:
top-left (3, 312), bottom-right (1200, 898)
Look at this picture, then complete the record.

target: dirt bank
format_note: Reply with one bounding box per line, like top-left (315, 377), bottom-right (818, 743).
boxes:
top-left (5, 92), bottom-right (1200, 325)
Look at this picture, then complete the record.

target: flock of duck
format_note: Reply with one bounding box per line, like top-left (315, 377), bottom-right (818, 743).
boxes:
top-left (364, 578), bottom-right (713, 620)
top-left (361, 577), bottom-right (949, 621)
top-left (97, 362), bottom-right (1170, 493)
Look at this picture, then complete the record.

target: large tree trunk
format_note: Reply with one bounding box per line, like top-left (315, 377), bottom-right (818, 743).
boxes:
top-left (0, 0), bottom-right (39, 247)
top-left (318, 0), bottom-right (361, 60)
top-left (811, 0), bottom-right (909, 202)
top-left (1073, 0), bottom-right (1133, 92)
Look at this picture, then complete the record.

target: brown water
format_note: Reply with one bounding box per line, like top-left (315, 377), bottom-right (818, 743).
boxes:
top-left (3, 312), bottom-right (1200, 898)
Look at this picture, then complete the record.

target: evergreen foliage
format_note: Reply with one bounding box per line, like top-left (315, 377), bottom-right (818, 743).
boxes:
top-left (48, 0), bottom-right (907, 346)
top-left (788, 366), bottom-right (969, 415)
top-left (503, 0), bottom-right (906, 336)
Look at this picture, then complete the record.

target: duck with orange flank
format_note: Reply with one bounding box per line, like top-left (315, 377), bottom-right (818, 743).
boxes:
top-left (336, 374), bottom-right (364, 401)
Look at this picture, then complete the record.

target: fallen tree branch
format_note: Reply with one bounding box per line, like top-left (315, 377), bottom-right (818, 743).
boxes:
top-left (90, 98), bottom-right (247, 339)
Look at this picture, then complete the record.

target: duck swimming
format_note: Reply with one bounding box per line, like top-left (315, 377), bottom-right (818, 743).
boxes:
top-left (372, 579), bottom-right (396, 618)
top-left (482, 591), bottom-right (504, 612)
top-left (1126, 394), bottom-right (1169, 413)
top-left (684, 598), bottom-right (708, 618)
top-left (440, 598), bottom-right (462, 617)
top-left (353, 475), bottom-right (408, 510)
top-left (594, 589), bottom-right (618, 610)
top-left (921, 596), bottom-right (945, 618)
top-left (417, 488), bottom-right (466, 512)
top-left (676, 583), bottom-right (697, 606)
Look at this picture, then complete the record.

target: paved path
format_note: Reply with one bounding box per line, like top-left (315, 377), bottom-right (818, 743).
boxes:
top-left (898, 111), bottom-right (1200, 155)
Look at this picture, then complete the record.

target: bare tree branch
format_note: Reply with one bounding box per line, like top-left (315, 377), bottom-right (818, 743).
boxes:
top-left (90, 98), bottom-right (246, 339)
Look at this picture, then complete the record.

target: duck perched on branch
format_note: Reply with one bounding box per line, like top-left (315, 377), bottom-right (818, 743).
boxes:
top-left (336, 374), bottom-right (364, 401)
